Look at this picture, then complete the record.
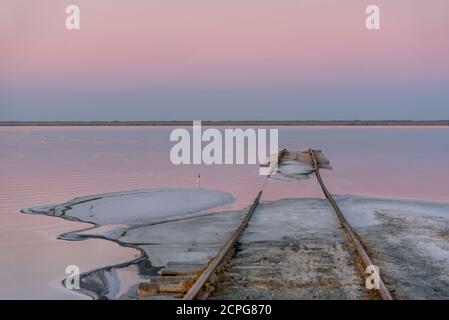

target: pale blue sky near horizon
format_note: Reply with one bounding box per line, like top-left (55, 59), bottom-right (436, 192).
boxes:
top-left (1, 83), bottom-right (449, 121)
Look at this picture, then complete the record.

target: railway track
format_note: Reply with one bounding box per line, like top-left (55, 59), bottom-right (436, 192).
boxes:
top-left (176, 149), bottom-right (394, 300)
top-left (181, 150), bottom-right (286, 299)
top-left (308, 149), bottom-right (393, 300)
top-left (182, 190), bottom-right (264, 300)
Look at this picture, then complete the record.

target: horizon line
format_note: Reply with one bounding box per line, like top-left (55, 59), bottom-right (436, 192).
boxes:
top-left (1, 120), bottom-right (448, 127)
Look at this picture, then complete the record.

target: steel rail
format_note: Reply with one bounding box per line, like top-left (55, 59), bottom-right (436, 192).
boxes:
top-left (308, 149), bottom-right (393, 300)
top-left (183, 190), bottom-right (263, 300)
top-left (183, 150), bottom-right (286, 300)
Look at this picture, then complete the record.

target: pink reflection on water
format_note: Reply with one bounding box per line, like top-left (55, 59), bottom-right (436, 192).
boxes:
top-left (1, 126), bottom-right (449, 298)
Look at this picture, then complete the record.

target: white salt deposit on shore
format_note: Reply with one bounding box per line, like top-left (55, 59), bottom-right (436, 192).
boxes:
top-left (24, 190), bottom-right (449, 299)
top-left (24, 188), bottom-right (235, 225)
top-left (23, 188), bottom-right (237, 299)
top-left (336, 195), bottom-right (449, 229)
top-left (335, 195), bottom-right (449, 299)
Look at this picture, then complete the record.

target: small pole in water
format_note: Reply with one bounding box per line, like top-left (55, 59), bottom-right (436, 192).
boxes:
top-left (196, 174), bottom-right (201, 189)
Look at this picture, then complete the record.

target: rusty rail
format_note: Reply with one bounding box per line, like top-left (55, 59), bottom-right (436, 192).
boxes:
top-left (183, 190), bottom-right (263, 300)
top-left (184, 149), bottom-right (391, 300)
top-left (183, 150), bottom-right (286, 300)
top-left (308, 149), bottom-right (393, 300)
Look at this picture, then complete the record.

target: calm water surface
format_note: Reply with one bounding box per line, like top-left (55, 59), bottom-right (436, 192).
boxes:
top-left (1, 126), bottom-right (449, 299)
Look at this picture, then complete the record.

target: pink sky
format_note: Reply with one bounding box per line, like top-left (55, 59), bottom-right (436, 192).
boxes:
top-left (1, 1), bottom-right (448, 121)
top-left (2, 0), bottom-right (449, 86)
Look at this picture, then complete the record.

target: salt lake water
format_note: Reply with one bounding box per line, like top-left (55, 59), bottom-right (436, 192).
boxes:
top-left (1, 126), bottom-right (448, 299)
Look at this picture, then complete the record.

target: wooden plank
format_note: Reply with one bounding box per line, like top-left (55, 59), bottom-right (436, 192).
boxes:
top-left (160, 266), bottom-right (204, 276)
top-left (139, 278), bottom-right (196, 296)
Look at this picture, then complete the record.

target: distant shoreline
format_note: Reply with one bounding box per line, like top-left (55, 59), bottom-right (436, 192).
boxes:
top-left (1, 120), bottom-right (448, 126)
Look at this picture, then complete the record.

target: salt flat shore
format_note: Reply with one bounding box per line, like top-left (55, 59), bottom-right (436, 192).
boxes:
top-left (22, 188), bottom-right (237, 299)
top-left (336, 195), bottom-right (449, 299)
top-left (23, 189), bottom-right (449, 299)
